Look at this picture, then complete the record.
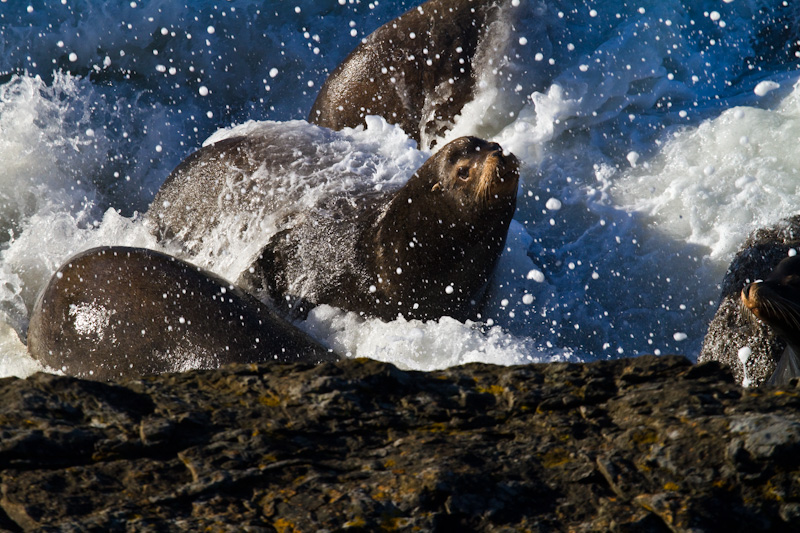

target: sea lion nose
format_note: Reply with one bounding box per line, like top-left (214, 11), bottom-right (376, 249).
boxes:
top-left (742, 282), bottom-right (760, 305)
top-left (486, 142), bottom-right (503, 157)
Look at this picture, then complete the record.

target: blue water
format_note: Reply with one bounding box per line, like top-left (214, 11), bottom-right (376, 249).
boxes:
top-left (1, 0), bottom-right (799, 376)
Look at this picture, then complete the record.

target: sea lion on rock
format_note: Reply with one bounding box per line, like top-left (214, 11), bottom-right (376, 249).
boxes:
top-left (740, 255), bottom-right (800, 386)
top-left (699, 215), bottom-right (800, 387)
top-left (147, 128), bottom-right (519, 323)
top-left (27, 246), bottom-right (336, 381)
top-left (309, 0), bottom-right (511, 148)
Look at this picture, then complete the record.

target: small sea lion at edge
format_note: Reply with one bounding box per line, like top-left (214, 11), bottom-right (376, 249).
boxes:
top-left (699, 215), bottom-right (800, 386)
top-left (740, 255), bottom-right (800, 386)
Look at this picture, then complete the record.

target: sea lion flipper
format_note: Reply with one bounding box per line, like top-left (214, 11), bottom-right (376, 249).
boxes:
top-left (238, 235), bottom-right (313, 320)
top-left (767, 346), bottom-right (800, 386)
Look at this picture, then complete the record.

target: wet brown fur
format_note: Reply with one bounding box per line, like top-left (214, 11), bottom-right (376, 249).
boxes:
top-left (27, 246), bottom-right (336, 380)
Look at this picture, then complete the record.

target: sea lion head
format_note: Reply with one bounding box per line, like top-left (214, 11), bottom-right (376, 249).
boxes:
top-left (741, 255), bottom-right (800, 344)
top-left (426, 136), bottom-right (519, 210)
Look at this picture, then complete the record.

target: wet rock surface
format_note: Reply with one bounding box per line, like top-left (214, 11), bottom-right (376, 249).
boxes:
top-left (1, 355), bottom-right (800, 532)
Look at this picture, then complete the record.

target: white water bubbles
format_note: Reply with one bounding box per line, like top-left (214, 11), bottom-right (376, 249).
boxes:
top-left (0, 74), bottom-right (180, 360)
top-left (545, 198), bottom-right (562, 211)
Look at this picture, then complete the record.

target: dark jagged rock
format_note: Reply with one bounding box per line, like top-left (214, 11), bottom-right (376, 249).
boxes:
top-left (1, 356), bottom-right (800, 531)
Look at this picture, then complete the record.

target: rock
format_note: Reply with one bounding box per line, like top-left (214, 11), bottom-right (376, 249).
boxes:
top-left (1, 356), bottom-right (800, 531)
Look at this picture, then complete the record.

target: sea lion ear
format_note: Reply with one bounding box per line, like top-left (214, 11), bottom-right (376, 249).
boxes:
top-left (431, 183), bottom-right (442, 192)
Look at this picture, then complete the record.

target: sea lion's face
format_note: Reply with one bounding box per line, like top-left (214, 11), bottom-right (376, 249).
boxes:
top-left (432, 136), bottom-right (519, 208)
top-left (741, 255), bottom-right (800, 342)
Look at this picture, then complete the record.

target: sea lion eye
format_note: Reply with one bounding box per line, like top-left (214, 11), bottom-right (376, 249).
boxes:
top-left (784, 274), bottom-right (800, 287)
top-left (456, 166), bottom-right (469, 181)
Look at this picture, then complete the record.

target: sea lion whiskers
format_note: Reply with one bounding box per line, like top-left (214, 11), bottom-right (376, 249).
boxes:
top-left (475, 149), bottom-right (518, 208)
top-left (738, 294), bottom-right (763, 331)
top-left (475, 159), bottom-right (497, 207)
top-left (477, 153), bottom-right (503, 206)
top-left (768, 295), bottom-right (800, 333)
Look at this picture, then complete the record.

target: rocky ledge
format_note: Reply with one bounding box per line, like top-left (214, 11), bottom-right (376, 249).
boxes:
top-left (1, 356), bottom-right (800, 532)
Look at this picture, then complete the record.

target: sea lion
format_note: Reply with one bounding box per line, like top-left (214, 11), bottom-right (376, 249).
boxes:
top-left (27, 246), bottom-right (337, 381)
top-left (699, 215), bottom-right (800, 387)
top-left (309, 0), bottom-right (510, 147)
top-left (147, 128), bottom-right (520, 323)
top-left (740, 255), bottom-right (800, 386)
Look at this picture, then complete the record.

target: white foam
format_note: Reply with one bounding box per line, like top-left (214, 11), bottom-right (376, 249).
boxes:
top-left (298, 304), bottom-right (573, 371)
top-left (0, 321), bottom-right (42, 379)
top-left (738, 346), bottom-right (753, 388)
top-left (192, 117), bottom-right (425, 280)
top-left (611, 83), bottom-right (800, 261)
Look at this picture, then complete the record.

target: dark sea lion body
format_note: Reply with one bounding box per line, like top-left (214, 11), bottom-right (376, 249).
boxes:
top-left (699, 215), bottom-right (800, 386)
top-left (27, 246), bottom-right (336, 381)
top-left (309, 0), bottom-right (508, 147)
top-left (148, 131), bottom-right (519, 322)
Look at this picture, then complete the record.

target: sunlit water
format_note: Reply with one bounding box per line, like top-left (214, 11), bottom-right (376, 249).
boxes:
top-left (1, 0), bottom-right (799, 377)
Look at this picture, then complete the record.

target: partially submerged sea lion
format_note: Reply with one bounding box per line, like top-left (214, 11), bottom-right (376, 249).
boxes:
top-left (740, 255), bottom-right (800, 386)
top-left (27, 246), bottom-right (336, 381)
top-left (148, 129), bottom-right (520, 322)
top-left (309, 0), bottom-right (511, 147)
